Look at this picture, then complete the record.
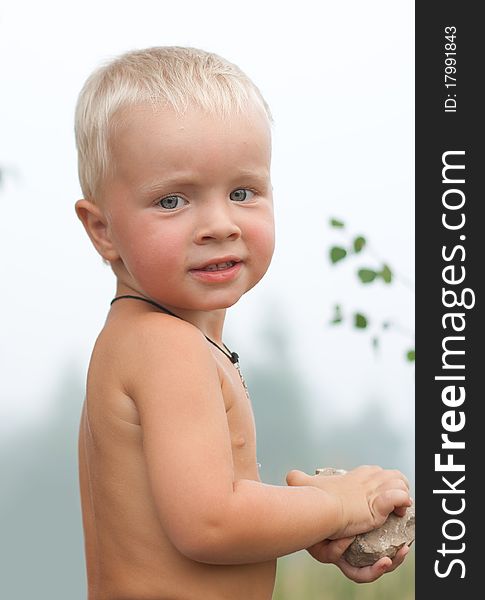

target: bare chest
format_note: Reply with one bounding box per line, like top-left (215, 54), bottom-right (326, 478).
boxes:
top-left (218, 358), bottom-right (259, 479)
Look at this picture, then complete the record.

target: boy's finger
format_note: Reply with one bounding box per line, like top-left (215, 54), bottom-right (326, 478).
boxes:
top-left (383, 544), bottom-right (410, 573)
top-left (393, 505), bottom-right (409, 517)
top-left (342, 545), bottom-right (410, 581)
top-left (286, 469), bottom-right (311, 486)
top-left (337, 556), bottom-right (392, 583)
top-left (325, 537), bottom-right (355, 563)
top-left (385, 469), bottom-right (410, 490)
top-left (374, 489), bottom-right (411, 519)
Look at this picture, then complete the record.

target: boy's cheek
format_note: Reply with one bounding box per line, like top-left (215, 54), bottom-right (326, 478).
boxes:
top-left (249, 227), bottom-right (275, 277)
top-left (247, 208), bottom-right (275, 248)
top-left (258, 221), bottom-right (276, 260)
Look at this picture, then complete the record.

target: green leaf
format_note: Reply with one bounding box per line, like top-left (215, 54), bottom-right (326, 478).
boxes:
top-left (330, 304), bottom-right (343, 325)
top-left (330, 246), bottom-right (348, 264)
top-left (330, 218), bottom-right (345, 228)
top-left (357, 268), bottom-right (378, 283)
top-left (353, 236), bottom-right (366, 253)
top-left (406, 349), bottom-right (415, 362)
top-left (379, 264), bottom-right (393, 284)
top-left (354, 313), bottom-right (368, 329)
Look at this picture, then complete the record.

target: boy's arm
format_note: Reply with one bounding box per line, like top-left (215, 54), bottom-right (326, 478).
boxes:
top-left (122, 314), bottom-right (410, 565)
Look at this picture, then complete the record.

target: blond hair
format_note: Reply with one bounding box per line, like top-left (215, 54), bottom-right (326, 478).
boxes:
top-left (74, 46), bottom-right (272, 200)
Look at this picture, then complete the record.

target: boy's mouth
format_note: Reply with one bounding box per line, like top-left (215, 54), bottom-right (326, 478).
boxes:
top-left (189, 257), bottom-right (243, 282)
top-left (199, 261), bottom-right (237, 272)
top-left (191, 257), bottom-right (242, 272)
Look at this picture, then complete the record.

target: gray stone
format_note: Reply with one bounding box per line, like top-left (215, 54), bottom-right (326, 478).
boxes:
top-left (343, 504), bottom-right (415, 567)
top-left (315, 467), bottom-right (347, 476)
top-left (316, 467), bottom-right (415, 567)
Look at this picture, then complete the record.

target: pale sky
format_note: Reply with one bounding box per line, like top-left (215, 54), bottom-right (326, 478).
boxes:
top-left (0, 1), bottom-right (414, 440)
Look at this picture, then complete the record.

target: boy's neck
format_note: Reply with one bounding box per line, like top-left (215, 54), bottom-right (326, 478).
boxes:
top-left (178, 306), bottom-right (226, 345)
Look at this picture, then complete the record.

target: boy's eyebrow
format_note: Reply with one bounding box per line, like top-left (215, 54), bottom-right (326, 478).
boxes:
top-left (138, 176), bottom-right (196, 195)
top-left (231, 168), bottom-right (271, 180)
top-left (233, 169), bottom-right (271, 184)
top-left (138, 169), bottom-right (271, 194)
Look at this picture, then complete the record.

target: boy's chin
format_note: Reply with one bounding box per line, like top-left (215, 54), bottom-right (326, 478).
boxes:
top-left (195, 296), bottom-right (243, 312)
top-left (197, 290), bottom-right (250, 312)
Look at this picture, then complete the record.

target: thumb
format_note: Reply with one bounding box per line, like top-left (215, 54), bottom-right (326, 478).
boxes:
top-left (325, 536), bottom-right (356, 563)
top-left (286, 469), bottom-right (311, 486)
top-left (374, 489), bottom-right (411, 524)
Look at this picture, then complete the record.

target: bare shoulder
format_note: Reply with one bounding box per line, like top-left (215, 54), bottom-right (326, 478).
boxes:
top-left (93, 309), bottom-right (220, 401)
top-left (101, 308), bottom-right (208, 357)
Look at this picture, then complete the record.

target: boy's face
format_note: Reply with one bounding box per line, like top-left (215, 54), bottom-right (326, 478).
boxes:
top-left (98, 102), bottom-right (274, 314)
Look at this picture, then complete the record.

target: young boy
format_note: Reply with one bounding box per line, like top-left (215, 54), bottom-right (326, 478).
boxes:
top-left (74, 46), bottom-right (411, 600)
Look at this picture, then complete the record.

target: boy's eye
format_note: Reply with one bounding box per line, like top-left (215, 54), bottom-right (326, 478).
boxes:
top-left (157, 195), bottom-right (185, 210)
top-left (229, 189), bottom-right (255, 202)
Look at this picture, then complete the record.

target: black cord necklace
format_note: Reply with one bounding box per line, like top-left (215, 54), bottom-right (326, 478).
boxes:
top-left (110, 294), bottom-right (240, 364)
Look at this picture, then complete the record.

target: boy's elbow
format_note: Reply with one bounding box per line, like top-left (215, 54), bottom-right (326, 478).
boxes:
top-left (174, 520), bottom-right (230, 564)
top-left (166, 490), bottom-right (243, 563)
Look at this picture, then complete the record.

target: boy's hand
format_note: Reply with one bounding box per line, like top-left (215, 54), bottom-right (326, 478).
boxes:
top-left (306, 537), bottom-right (410, 583)
top-left (286, 466), bottom-right (411, 539)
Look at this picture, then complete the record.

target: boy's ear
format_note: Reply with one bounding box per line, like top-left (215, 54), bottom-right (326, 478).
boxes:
top-left (75, 199), bottom-right (120, 262)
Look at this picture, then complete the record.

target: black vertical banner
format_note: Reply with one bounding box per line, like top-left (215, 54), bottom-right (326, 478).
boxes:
top-left (416, 2), bottom-right (482, 597)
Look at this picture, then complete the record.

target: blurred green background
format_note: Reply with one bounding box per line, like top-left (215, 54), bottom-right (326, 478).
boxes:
top-left (274, 552), bottom-right (414, 600)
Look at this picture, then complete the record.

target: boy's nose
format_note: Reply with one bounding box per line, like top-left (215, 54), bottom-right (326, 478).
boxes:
top-left (194, 205), bottom-right (242, 244)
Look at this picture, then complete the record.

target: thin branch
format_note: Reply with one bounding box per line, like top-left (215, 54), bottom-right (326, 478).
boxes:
top-left (365, 243), bottom-right (415, 292)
